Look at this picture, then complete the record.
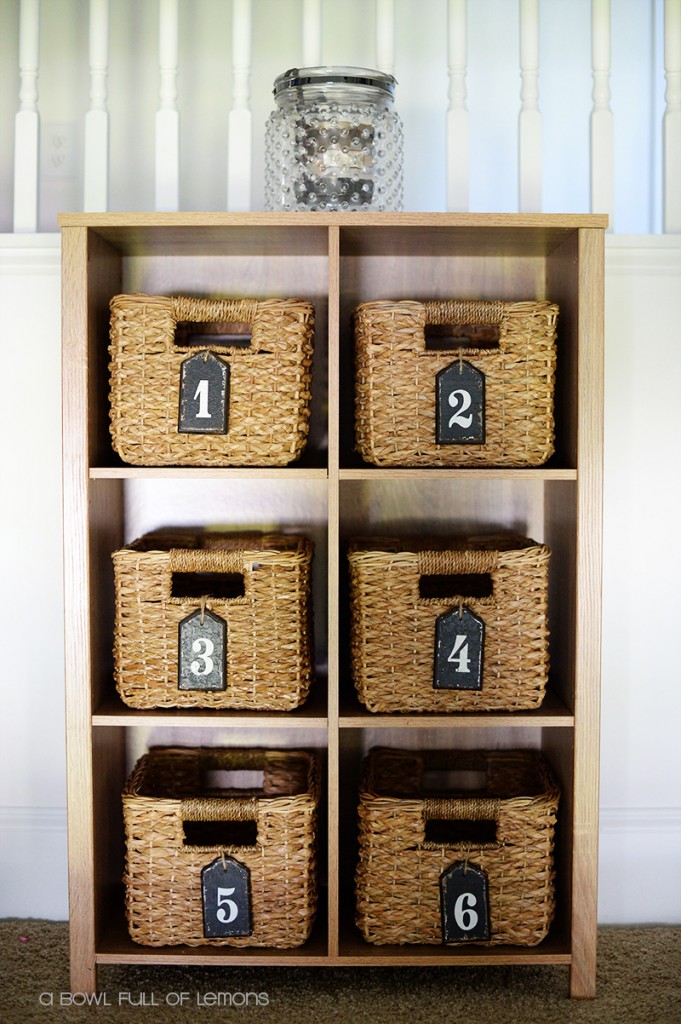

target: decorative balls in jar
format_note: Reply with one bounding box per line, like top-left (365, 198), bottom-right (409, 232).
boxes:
top-left (264, 66), bottom-right (404, 212)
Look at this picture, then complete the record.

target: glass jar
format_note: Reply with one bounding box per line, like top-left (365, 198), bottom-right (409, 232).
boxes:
top-left (264, 66), bottom-right (404, 212)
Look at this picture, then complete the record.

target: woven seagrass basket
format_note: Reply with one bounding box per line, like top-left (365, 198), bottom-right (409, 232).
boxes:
top-left (109, 293), bottom-right (314, 466)
top-left (348, 534), bottom-right (550, 712)
top-left (354, 298), bottom-right (558, 467)
top-left (123, 747), bottom-right (320, 948)
top-left (113, 530), bottom-right (314, 710)
top-left (356, 747), bottom-right (560, 946)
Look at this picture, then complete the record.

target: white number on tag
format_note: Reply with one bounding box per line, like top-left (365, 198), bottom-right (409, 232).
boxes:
top-left (216, 886), bottom-right (239, 924)
top-left (454, 892), bottom-right (478, 931)
top-left (191, 637), bottom-right (215, 676)
top-left (193, 378), bottom-right (212, 419)
top-left (447, 388), bottom-right (473, 429)
top-left (447, 635), bottom-right (471, 673)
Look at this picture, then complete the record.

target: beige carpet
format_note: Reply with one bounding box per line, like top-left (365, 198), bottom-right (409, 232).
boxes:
top-left (1, 920), bottom-right (679, 1023)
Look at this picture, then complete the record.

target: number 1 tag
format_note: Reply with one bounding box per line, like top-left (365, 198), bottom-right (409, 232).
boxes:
top-left (178, 351), bottom-right (230, 434)
top-left (201, 856), bottom-right (252, 938)
top-left (440, 862), bottom-right (491, 943)
top-left (178, 609), bottom-right (227, 691)
top-left (436, 360), bottom-right (485, 445)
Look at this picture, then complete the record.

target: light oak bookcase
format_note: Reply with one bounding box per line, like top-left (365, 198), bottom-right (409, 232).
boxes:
top-left (60, 212), bottom-right (605, 998)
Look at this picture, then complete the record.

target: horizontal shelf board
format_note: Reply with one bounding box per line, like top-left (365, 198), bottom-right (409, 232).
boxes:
top-left (339, 690), bottom-right (574, 728)
top-left (92, 685), bottom-right (329, 728)
top-left (59, 212), bottom-right (607, 260)
top-left (339, 467), bottom-right (577, 482)
top-left (90, 465), bottom-right (329, 481)
top-left (335, 942), bottom-right (571, 966)
top-left (96, 913), bottom-right (330, 966)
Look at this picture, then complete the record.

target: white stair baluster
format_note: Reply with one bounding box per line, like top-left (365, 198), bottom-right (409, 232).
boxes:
top-left (14, 0), bottom-right (40, 232)
top-left (302, 0), bottom-right (322, 67)
top-left (155, 0), bottom-right (179, 212)
top-left (375, 0), bottom-right (395, 77)
top-left (84, 0), bottom-right (109, 212)
top-left (519, 0), bottom-right (542, 212)
top-left (664, 0), bottom-right (681, 232)
top-left (227, 0), bottom-right (252, 212)
top-left (590, 0), bottom-right (614, 227)
top-left (446, 0), bottom-right (469, 212)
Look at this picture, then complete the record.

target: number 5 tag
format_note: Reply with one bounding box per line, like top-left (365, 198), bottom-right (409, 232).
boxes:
top-left (436, 360), bottom-right (485, 445)
top-left (201, 856), bottom-right (252, 938)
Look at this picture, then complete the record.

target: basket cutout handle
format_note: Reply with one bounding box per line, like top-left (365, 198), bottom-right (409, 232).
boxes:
top-left (171, 296), bottom-right (259, 352)
top-left (418, 548), bottom-right (499, 576)
top-left (423, 300), bottom-right (504, 353)
top-left (423, 795), bottom-right (501, 848)
top-left (418, 548), bottom-right (498, 606)
top-left (169, 547), bottom-right (247, 603)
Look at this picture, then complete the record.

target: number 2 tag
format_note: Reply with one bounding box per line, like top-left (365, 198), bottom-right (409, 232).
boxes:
top-left (178, 609), bottom-right (227, 691)
top-left (435, 360), bottom-right (485, 445)
top-left (440, 861), bottom-right (490, 943)
top-left (178, 350), bottom-right (230, 434)
top-left (201, 856), bottom-right (252, 938)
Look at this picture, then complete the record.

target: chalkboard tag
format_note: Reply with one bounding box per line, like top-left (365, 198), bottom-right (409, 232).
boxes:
top-left (436, 359), bottom-right (485, 445)
top-left (201, 856), bottom-right (252, 938)
top-left (440, 862), bottom-right (491, 943)
top-left (178, 350), bottom-right (229, 434)
top-left (178, 608), bottom-right (227, 691)
top-left (433, 606), bottom-right (484, 690)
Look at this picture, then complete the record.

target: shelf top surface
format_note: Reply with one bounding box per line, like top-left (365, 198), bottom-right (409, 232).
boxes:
top-left (58, 211), bottom-right (608, 259)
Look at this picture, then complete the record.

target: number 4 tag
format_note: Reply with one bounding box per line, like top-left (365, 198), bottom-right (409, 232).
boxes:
top-left (433, 606), bottom-right (484, 691)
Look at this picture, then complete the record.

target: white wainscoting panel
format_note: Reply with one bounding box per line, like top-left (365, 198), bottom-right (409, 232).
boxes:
top-left (0, 233), bottom-right (680, 924)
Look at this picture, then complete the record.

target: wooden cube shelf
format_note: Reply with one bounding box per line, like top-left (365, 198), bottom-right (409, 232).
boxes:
top-left (60, 212), bottom-right (604, 998)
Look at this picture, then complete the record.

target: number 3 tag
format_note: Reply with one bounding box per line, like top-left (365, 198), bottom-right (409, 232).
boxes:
top-left (178, 609), bottom-right (227, 691)
top-left (436, 360), bottom-right (485, 445)
top-left (440, 861), bottom-right (490, 943)
top-left (201, 856), bottom-right (252, 938)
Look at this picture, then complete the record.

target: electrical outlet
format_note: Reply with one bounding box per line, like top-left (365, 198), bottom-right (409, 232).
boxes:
top-left (41, 121), bottom-right (78, 178)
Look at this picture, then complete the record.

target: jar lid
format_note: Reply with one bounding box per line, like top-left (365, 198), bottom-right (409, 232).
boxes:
top-left (273, 65), bottom-right (396, 96)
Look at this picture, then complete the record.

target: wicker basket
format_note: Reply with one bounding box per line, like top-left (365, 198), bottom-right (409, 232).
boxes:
top-left (348, 534), bottom-right (550, 712)
top-left (109, 293), bottom-right (314, 466)
top-left (354, 298), bottom-right (557, 467)
top-left (123, 746), bottom-right (320, 947)
top-left (113, 530), bottom-right (314, 710)
top-left (355, 747), bottom-right (560, 946)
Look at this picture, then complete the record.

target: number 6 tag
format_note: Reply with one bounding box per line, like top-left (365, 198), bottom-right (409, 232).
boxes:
top-left (440, 861), bottom-right (490, 943)
top-left (201, 856), bottom-right (252, 938)
top-left (436, 360), bottom-right (485, 445)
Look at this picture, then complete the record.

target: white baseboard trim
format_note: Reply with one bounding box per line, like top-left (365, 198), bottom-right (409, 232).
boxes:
top-left (598, 807), bottom-right (681, 925)
top-left (0, 807), bottom-right (68, 919)
top-left (1, 805), bottom-right (679, 923)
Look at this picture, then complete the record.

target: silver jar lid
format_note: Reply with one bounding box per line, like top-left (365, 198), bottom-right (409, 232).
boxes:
top-left (273, 66), bottom-right (396, 96)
